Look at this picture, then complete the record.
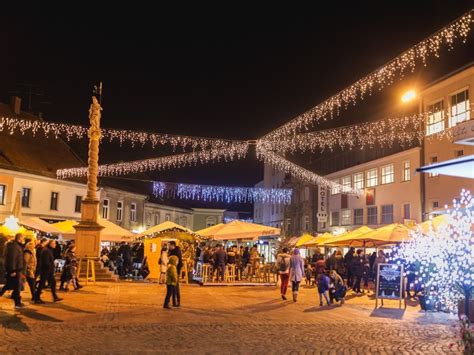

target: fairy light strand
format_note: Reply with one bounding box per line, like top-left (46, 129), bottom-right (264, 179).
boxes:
top-left (263, 10), bottom-right (473, 140)
top-left (152, 181), bottom-right (293, 204)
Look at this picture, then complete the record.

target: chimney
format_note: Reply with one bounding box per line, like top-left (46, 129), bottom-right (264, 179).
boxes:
top-left (10, 96), bottom-right (22, 115)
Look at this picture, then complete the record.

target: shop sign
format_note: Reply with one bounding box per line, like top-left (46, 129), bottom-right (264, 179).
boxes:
top-left (317, 185), bottom-right (328, 223)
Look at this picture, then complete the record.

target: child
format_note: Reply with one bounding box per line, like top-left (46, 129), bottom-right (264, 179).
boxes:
top-left (317, 272), bottom-right (331, 306)
top-left (163, 255), bottom-right (178, 309)
top-left (305, 265), bottom-right (313, 287)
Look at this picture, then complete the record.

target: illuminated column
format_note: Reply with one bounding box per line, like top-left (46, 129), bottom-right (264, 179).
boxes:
top-left (74, 94), bottom-right (104, 258)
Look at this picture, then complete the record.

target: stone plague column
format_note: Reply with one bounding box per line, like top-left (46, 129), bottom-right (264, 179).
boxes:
top-left (74, 94), bottom-right (104, 258)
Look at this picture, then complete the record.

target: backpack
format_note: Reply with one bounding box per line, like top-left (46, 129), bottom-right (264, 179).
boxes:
top-left (278, 256), bottom-right (289, 272)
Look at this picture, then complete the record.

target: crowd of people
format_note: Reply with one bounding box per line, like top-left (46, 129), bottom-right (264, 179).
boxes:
top-left (275, 246), bottom-right (390, 306)
top-left (0, 233), bottom-right (82, 309)
top-left (99, 242), bottom-right (146, 279)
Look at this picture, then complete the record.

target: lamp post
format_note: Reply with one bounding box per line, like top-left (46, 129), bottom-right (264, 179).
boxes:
top-left (74, 87), bottom-right (104, 258)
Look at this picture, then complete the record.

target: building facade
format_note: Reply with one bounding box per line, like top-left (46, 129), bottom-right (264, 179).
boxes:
top-left (144, 202), bottom-right (194, 230)
top-left (192, 208), bottom-right (226, 231)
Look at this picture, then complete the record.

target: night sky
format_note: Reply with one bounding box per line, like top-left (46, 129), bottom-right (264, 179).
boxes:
top-left (1, 2), bottom-right (474, 207)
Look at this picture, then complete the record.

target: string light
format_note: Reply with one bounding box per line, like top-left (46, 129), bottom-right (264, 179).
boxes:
top-left (394, 189), bottom-right (474, 313)
top-left (256, 145), bottom-right (363, 196)
top-left (263, 10), bottom-right (472, 140)
top-left (0, 116), bottom-right (245, 151)
top-left (57, 143), bottom-right (249, 179)
top-left (152, 181), bottom-right (293, 204)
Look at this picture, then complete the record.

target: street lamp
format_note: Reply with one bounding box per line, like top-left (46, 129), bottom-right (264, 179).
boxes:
top-left (401, 89), bottom-right (417, 103)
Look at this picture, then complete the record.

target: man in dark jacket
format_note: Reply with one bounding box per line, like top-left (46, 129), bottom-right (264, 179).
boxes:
top-left (213, 244), bottom-right (227, 282)
top-left (117, 242), bottom-right (132, 278)
top-left (168, 241), bottom-right (183, 306)
top-left (344, 247), bottom-right (355, 288)
top-left (1, 233), bottom-right (25, 308)
top-left (35, 240), bottom-right (62, 303)
top-left (311, 248), bottom-right (324, 264)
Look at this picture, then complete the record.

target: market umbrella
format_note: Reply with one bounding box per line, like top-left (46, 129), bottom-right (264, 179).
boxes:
top-left (322, 226), bottom-right (373, 246)
top-left (52, 218), bottom-right (135, 242)
top-left (196, 220), bottom-right (280, 241)
top-left (20, 217), bottom-right (62, 234)
top-left (418, 214), bottom-right (449, 234)
top-left (302, 232), bottom-right (335, 247)
top-left (138, 221), bottom-right (199, 241)
top-left (296, 233), bottom-right (314, 247)
top-left (329, 224), bottom-right (413, 248)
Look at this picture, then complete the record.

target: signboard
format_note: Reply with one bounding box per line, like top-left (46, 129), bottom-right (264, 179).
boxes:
top-left (452, 119), bottom-right (474, 145)
top-left (366, 188), bottom-right (375, 205)
top-left (317, 185), bottom-right (328, 223)
top-left (375, 263), bottom-right (405, 308)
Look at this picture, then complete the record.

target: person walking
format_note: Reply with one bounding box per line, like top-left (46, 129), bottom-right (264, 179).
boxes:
top-left (168, 241), bottom-right (183, 306)
top-left (289, 248), bottom-right (305, 302)
top-left (276, 247), bottom-right (291, 300)
top-left (163, 255), bottom-right (179, 309)
top-left (159, 245), bottom-right (169, 284)
top-left (23, 240), bottom-right (37, 300)
top-left (1, 233), bottom-right (25, 308)
top-left (35, 240), bottom-right (63, 303)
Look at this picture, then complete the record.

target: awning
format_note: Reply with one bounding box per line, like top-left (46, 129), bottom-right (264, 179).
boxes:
top-left (52, 218), bottom-right (135, 242)
top-left (196, 220), bottom-right (280, 241)
top-left (416, 154), bottom-right (474, 179)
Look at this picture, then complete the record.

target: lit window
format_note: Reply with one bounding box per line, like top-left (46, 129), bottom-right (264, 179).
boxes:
top-left (331, 179), bottom-right (340, 195)
top-left (50, 192), bottom-right (59, 211)
top-left (381, 164), bottom-right (394, 184)
top-left (354, 208), bottom-right (363, 225)
top-left (367, 207), bottom-right (377, 225)
top-left (429, 156), bottom-right (439, 177)
top-left (403, 161), bottom-right (411, 182)
top-left (381, 205), bottom-right (394, 224)
top-left (426, 100), bottom-right (444, 135)
top-left (75, 196), bottom-right (82, 213)
top-left (353, 173), bottom-right (364, 189)
top-left (0, 185), bottom-right (6, 205)
top-left (330, 211), bottom-right (340, 226)
top-left (102, 199), bottom-right (110, 219)
top-left (341, 210), bottom-right (351, 225)
top-left (366, 169), bottom-right (378, 187)
top-left (450, 89), bottom-right (470, 127)
top-left (116, 201), bottom-right (123, 221)
top-left (403, 203), bottom-right (411, 220)
top-left (130, 203), bottom-right (137, 222)
top-left (341, 176), bottom-right (351, 193)
top-left (21, 188), bottom-right (31, 208)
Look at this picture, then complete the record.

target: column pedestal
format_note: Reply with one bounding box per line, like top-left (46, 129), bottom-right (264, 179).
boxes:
top-left (74, 199), bottom-right (104, 258)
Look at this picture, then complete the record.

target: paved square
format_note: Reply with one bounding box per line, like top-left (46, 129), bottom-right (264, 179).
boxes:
top-left (0, 282), bottom-right (460, 354)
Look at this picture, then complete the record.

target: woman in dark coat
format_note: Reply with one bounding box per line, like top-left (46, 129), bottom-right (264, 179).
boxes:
top-left (351, 249), bottom-right (365, 294)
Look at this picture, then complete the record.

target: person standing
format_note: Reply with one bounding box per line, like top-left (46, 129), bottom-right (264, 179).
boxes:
top-left (344, 247), bottom-right (355, 288)
top-left (23, 240), bottom-right (37, 300)
top-left (351, 249), bottom-right (364, 294)
top-left (163, 255), bottom-right (179, 309)
top-left (1, 233), bottom-right (25, 308)
top-left (289, 248), bottom-right (305, 302)
top-left (213, 244), bottom-right (227, 282)
top-left (168, 241), bottom-right (183, 307)
top-left (372, 250), bottom-right (386, 291)
top-left (159, 245), bottom-right (169, 284)
top-left (118, 242), bottom-right (132, 278)
top-left (35, 240), bottom-right (63, 303)
top-left (276, 247), bottom-right (291, 300)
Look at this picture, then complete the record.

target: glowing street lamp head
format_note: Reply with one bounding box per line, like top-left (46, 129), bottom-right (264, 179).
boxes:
top-left (401, 90), bottom-right (417, 103)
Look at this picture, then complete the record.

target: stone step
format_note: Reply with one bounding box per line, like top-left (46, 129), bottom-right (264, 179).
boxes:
top-left (77, 259), bottom-right (118, 282)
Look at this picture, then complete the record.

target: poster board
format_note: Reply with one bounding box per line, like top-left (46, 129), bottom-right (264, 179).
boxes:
top-left (375, 263), bottom-right (406, 309)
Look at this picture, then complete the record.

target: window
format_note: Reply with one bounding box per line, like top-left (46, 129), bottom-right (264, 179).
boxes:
top-left (403, 161), bottom-right (411, 182)
top-left (145, 212), bottom-right (152, 226)
top-left (21, 188), bottom-right (31, 208)
top-left (116, 201), bottom-right (123, 221)
top-left (206, 216), bottom-right (217, 227)
top-left (367, 207), bottom-right (378, 225)
top-left (50, 192), bottom-right (59, 210)
top-left (341, 210), bottom-right (351, 225)
top-left (102, 199), bottom-right (110, 219)
top-left (75, 196), bottom-right (82, 213)
top-left (381, 164), bottom-right (394, 184)
top-left (353, 173), bottom-right (364, 189)
top-left (154, 213), bottom-right (160, 225)
top-left (455, 149), bottom-right (464, 158)
top-left (341, 176), bottom-right (351, 193)
top-left (381, 205), bottom-right (394, 224)
top-left (403, 203), bottom-right (411, 220)
top-left (429, 156), bottom-right (439, 177)
top-left (366, 169), bottom-right (378, 187)
top-left (331, 211), bottom-right (340, 226)
top-left (450, 89), bottom-right (470, 127)
top-left (354, 208), bottom-right (363, 225)
top-left (303, 215), bottom-right (310, 231)
top-left (426, 100), bottom-right (444, 135)
top-left (130, 203), bottom-right (137, 222)
top-left (165, 214), bottom-right (171, 221)
top-left (0, 185), bottom-right (5, 205)
top-left (180, 216), bottom-right (187, 228)
top-left (331, 179), bottom-right (340, 195)
top-left (433, 201), bottom-right (439, 209)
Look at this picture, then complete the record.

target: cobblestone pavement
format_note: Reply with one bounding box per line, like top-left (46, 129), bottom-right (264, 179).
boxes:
top-left (0, 282), bottom-right (461, 354)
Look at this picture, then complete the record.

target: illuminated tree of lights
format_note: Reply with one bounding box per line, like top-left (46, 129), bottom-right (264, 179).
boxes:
top-left (394, 189), bottom-right (474, 314)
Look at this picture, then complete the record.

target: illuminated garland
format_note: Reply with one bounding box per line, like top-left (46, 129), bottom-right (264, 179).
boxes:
top-left (0, 116), bottom-right (244, 151)
top-left (152, 181), bottom-right (293, 204)
top-left (256, 145), bottom-right (362, 195)
top-left (394, 189), bottom-right (473, 313)
top-left (264, 10), bottom-right (473, 140)
top-left (56, 143), bottom-right (249, 179)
